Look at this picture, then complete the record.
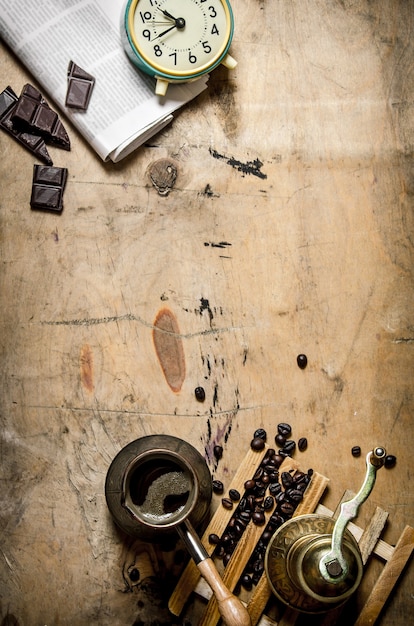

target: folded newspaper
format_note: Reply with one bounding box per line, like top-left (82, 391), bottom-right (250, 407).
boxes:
top-left (0, 0), bottom-right (208, 162)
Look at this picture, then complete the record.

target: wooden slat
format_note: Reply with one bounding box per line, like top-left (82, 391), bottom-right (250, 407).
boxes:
top-left (354, 525), bottom-right (414, 626)
top-left (358, 507), bottom-right (389, 565)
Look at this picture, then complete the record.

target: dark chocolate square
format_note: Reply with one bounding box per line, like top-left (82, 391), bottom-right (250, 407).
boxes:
top-left (65, 61), bottom-right (95, 111)
top-left (30, 164), bottom-right (68, 212)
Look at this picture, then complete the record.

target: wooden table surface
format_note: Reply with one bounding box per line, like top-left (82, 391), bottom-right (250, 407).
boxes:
top-left (1, 1), bottom-right (413, 625)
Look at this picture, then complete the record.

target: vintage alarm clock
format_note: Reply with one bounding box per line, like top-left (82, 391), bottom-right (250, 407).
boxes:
top-left (123, 0), bottom-right (237, 96)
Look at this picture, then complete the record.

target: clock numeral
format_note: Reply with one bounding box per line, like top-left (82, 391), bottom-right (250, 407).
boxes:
top-left (154, 44), bottom-right (162, 57)
top-left (202, 41), bottom-right (212, 54)
top-left (189, 51), bottom-right (197, 64)
top-left (140, 11), bottom-right (152, 22)
top-left (169, 52), bottom-right (177, 65)
top-left (211, 24), bottom-right (219, 35)
top-left (208, 6), bottom-right (217, 18)
top-left (142, 29), bottom-right (151, 40)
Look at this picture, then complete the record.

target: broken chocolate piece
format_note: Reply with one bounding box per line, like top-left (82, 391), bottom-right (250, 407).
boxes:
top-left (30, 164), bottom-right (68, 212)
top-left (0, 86), bottom-right (53, 165)
top-left (65, 61), bottom-right (95, 111)
top-left (12, 84), bottom-right (70, 150)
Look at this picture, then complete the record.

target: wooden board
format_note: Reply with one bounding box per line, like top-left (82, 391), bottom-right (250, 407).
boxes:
top-left (1, 1), bottom-right (413, 624)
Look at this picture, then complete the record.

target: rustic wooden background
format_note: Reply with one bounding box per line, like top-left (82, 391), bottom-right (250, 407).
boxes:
top-left (0, 1), bottom-right (413, 624)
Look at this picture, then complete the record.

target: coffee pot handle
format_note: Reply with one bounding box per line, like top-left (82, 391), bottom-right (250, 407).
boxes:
top-left (320, 447), bottom-right (386, 580)
top-left (177, 520), bottom-right (252, 626)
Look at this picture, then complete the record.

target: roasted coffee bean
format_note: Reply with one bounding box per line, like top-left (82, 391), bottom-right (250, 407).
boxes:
top-left (277, 423), bottom-right (292, 437)
top-left (222, 497), bottom-right (233, 510)
top-left (214, 445), bottom-right (223, 460)
top-left (194, 386), bottom-right (206, 402)
top-left (215, 545), bottom-right (225, 558)
top-left (275, 433), bottom-right (286, 447)
top-left (241, 573), bottom-right (253, 590)
top-left (268, 471), bottom-right (279, 483)
top-left (296, 481), bottom-right (308, 493)
top-left (297, 354), bottom-right (308, 369)
top-left (229, 488), bottom-right (241, 501)
top-left (251, 436), bottom-right (265, 451)
top-left (212, 479), bottom-right (224, 494)
top-left (275, 490), bottom-right (286, 503)
top-left (293, 471), bottom-right (306, 483)
top-left (262, 448), bottom-right (275, 460)
top-left (129, 568), bottom-right (140, 582)
top-left (254, 428), bottom-right (267, 441)
top-left (255, 486), bottom-right (267, 497)
top-left (262, 474), bottom-right (270, 484)
top-left (282, 440), bottom-right (296, 454)
top-left (273, 454), bottom-right (285, 467)
top-left (269, 482), bottom-right (282, 496)
top-left (244, 479), bottom-right (256, 491)
top-left (307, 468), bottom-right (314, 477)
top-left (252, 511), bottom-right (266, 525)
top-left (281, 471), bottom-right (294, 488)
top-left (351, 446), bottom-right (361, 457)
top-left (253, 558), bottom-right (264, 575)
top-left (280, 502), bottom-right (295, 516)
top-left (223, 552), bottom-right (232, 566)
top-left (247, 495), bottom-right (256, 510)
top-left (263, 496), bottom-right (274, 510)
top-left (384, 454), bottom-right (397, 469)
top-left (298, 437), bottom-right (308, 451)
top-left (208, 533), bottom-right (220, 545)
top-left (253, 467), bottom-right (264, 480)
top-left (287, 489), bottom-right (304, 503)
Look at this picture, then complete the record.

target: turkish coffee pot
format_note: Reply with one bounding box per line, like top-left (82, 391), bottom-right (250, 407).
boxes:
top-left (264, 446), bottom-right (386, 613)
top-left (105, 434), bottom-right (251, 626)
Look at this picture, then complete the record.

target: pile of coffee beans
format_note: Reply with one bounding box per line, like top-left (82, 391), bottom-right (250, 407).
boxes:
top-left (209, 425), bottom-right (312, 591)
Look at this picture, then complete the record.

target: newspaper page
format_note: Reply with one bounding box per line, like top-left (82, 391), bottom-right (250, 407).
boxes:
top-left (0, 0), bottom-right (208, 162)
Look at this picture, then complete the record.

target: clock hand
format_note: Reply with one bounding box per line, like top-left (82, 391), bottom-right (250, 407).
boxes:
top-left (160, 9), bottom-right (185, 29)
top-left (152, 23), bottom-right (177, 40)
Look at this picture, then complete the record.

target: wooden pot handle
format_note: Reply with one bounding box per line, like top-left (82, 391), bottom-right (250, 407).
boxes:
top-left (197, 557), bottom-right (251, 626)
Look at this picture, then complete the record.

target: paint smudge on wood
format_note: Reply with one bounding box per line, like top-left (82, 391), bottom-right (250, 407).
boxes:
top-left (209, 147), bottom-right (267, 179)
top-left (153, 308), bottom-right (185, 392)
top-left (80, 344), bottom-right (94, 393)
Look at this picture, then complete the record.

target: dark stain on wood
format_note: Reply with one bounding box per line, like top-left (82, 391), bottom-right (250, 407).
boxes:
top-left (153, 308), bottom-right (185, 392)
top-left (209, 147), bottom-right (267, 179)
top-left (148, 158), bottom-right (178, 196)
top-left (80, 344), bottom-right (94, 393)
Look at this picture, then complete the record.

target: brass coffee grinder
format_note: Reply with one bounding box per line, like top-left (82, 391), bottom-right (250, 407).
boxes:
top-left (265, 447), bottom-right (386, 614)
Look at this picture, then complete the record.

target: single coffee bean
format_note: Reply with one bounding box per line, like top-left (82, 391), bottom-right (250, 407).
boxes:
top-left (281, 471), bottom-right (294, 488)
top-left (212, 479), bottom-right (224, 494)
top-left (215, 545), bottom-right (225, 558)
top-left (273, 454), bottom-right (285, 467)
top-left (239, 511), bottom-right (251, 522)
top-left (223, 552), bottom-right (232, 566)
top-left (214, 445), bottom-right (223, 460)
top-left (268, 471), bottom-right (279, 483)
top-left (287, 489), bottom-right (303, 503)
top-left (308, 468), bottom-right (314, 477)
top-left (277, 422), bottom-right (292, 437)
top-left (253, 467), bottom-right (264, 480)
top-left (264, 496), bottom-right (274, 510)
top-left (282, 440), bottom-right (296, 455)
top-left (298, 437), bottom-right (308, 452)
top-left (253, 428), bottom-right (267, 441)
top-left (351, 446), bottom-right (361, 457)
top-left (194, 386), bottom-right (206, 402)
top-left (384, 454), bottom-right (397, 469)
top-left (221, 497), bottom-right (233, 510)
top-left (251, 436), bottom-right (265, 451)
top-left (241, 573), bottom-right (253, 590)
top-left (252, 511), bottom-right (266, 525)
top-left (297, 354), bottom-right (308, 369)
top-left (244, 479), bottom-right (256, 491)
top-left (275, 433), bottom-right (286, 447)
top-left (229, 488), bottom-right (241, 501)
top-left (208, 533), bottom-right (220, 545)
top-left (280, 502), bottom-right (295, 516)
top-left (269, 482), bottom-right (282, 496)
top-left (293, 471), bottom-right (306, 483)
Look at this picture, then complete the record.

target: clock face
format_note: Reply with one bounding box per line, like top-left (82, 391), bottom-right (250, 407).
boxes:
top-left (128, 0), bottom-right (233, 78)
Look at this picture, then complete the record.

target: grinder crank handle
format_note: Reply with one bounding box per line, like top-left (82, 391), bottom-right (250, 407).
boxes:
top-left (320, 446), bottom-right (386, 580)
top-left (177, 520), bottom-right (252, 626)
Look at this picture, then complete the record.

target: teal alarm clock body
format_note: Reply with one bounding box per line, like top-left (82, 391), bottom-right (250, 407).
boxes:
top-left (122, 0), bottom-right (236, 94)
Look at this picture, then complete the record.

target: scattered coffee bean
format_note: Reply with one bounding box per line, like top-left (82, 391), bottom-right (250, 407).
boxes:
top-left (241, 573), bottom-right (253, 590)
top-left (280, 502), bottom-right (295, 516)
top-left (214, 445), bottom-right (223, 460)
top-left (251, 436), bottom-right (265, 451)
top-left (281, 471), bottom-right (294, 488)
top-left (212, 479), bottom-right (224, 494)
top-left (221, 497), bottom-right (233, 510)
top-left (277, 423), bottom-right (292, 437)
top-left (297, 354), bottom-right (308, 369)
top-left (298, 437), bottom-right (308, 452)
top-left (194, 386), bottom-right (206, 402)
top-left (253, 428), bottom-right (267, 441)
top-left (229, 488), bottom-right (241, 501)
top-left (351, 446), bottom-right (361, 457)
top-left (273, 453), bottom-right (285, 467)
top-left (208, 533), bottom-right (220, 545)
top-left (282, 440), bottom-right (296, 455)
top-left (263, 496), bottom-right (274, 510)
top-left (244, 479), bottom-right (256, 491)
top-left (252, 511), bottom-right (266, 526)
top-left (275, 434), bottom-right (286, 447)
top-left (384, 454), bottom-right (397, 469)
